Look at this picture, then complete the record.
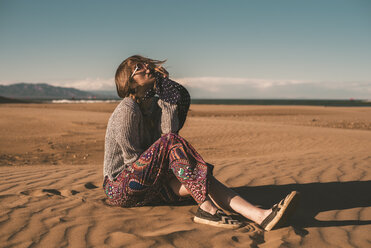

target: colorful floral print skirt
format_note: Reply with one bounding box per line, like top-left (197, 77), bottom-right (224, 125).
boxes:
top-left (103, 133), bottom-right (213, 207)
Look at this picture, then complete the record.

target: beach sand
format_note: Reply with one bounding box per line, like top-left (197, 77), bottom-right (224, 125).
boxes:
top-left (1, 103), bottom-right (370, 247)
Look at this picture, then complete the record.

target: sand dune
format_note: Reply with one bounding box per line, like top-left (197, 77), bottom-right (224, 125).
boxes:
top-left (0, 103), bottom-right (370, 247)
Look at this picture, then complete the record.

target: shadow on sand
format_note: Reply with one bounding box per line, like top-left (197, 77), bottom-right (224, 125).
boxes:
top-left (232, 180), bottom-right (371, 229)
top-left (102, 180), bottom-right (371, 235)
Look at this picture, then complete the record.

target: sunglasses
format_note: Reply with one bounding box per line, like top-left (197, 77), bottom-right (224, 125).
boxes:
top-left (130, 63), bottom-right (145, 79)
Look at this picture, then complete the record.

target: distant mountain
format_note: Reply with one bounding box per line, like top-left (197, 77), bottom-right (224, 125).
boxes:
top-left (0, 83), bottom-right (107, 100)
top-left (0, 95), bottom-right (29, 103)
top-left (88, 90), bottom-right (120, 99)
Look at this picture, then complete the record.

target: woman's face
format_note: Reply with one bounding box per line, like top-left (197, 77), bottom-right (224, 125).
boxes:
top-left (130, 63), bottom-right (156, 88)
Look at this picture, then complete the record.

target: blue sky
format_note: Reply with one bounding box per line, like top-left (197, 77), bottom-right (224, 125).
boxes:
top-left (0, 0), bottom-right (370, 99)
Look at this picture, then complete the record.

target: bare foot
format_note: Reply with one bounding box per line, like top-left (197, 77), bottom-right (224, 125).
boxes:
top-left (258, 209), bottom-right (273, 225)
top-left (200, 199), bottom-right (218, 215)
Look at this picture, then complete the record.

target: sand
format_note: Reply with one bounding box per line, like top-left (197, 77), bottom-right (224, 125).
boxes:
top-left (0, 103), bottom-right (370, 247)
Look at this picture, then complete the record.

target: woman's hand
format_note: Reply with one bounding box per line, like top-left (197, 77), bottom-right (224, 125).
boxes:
top-left (154, 67), bottom-right (168, 78)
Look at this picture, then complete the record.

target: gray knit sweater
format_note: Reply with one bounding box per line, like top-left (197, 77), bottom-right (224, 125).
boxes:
top-left (103, 97), bottom-right (179, 180)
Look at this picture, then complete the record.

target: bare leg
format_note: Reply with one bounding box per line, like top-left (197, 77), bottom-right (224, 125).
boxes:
top-left (169, 173), bottom-right (299, 230)
top-left (208, 177), bottom-right (271, 225)
top-left (169, 177), bottom-right (218, 214)
top-left (169, 177), bottom-right (191, 197)
top-left (169, 176), bottom-right (271, 224)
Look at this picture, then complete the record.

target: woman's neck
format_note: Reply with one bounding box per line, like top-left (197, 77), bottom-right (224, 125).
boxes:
top-left (129, 95), bottom-right (153, 115)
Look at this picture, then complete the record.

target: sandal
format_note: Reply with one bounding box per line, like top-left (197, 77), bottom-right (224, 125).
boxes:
top-left (260, 191), bottom-right (300, 231)
top-left (193, 207), bottom-right (242, 229)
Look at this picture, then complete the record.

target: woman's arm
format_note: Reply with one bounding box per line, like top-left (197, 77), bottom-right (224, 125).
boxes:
top-left (103, 99), bottom-right (144, 180)
top-left (158, 99), bottom-right (179, 134)
top-left (153, 72), bottom-right (190, 134)
top-left (114, 101), bottom-right (144, 165)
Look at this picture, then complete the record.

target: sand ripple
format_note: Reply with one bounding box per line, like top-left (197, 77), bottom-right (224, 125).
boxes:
top-left (1, 104), bottom-right (371, 247)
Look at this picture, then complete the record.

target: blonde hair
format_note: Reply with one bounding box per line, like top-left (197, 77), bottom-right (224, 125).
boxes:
top-left (115, 55), bottom-right (169, 98)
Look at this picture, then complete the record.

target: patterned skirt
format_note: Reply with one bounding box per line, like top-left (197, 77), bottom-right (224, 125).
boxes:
top-left (103, 133), bottom-right (213, 207)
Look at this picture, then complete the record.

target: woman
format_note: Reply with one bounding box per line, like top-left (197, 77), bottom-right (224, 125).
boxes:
top-left (103, 55), bottom-right (299, 230)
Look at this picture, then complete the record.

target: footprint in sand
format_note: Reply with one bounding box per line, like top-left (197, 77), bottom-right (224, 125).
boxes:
top-left (42, 189), bottom-right (61, 196)
top-left (59, 189), bottom-right (80, 196)
top-left (71, 190), bottom-right (79, 195)
top-left (84, 182), bottom-right (98, 189)
top-left (20, 189), bottom-right (60, 197)
top-left (20, 189), bottom-right (79, 197)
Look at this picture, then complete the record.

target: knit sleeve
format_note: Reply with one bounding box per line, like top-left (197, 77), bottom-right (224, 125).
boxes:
top-left (158, 99), bottom-right (179, 134)
top-left (114, 102), bottom-right (144, 166)
top-left (154, 72), bottom-right (190, 132)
